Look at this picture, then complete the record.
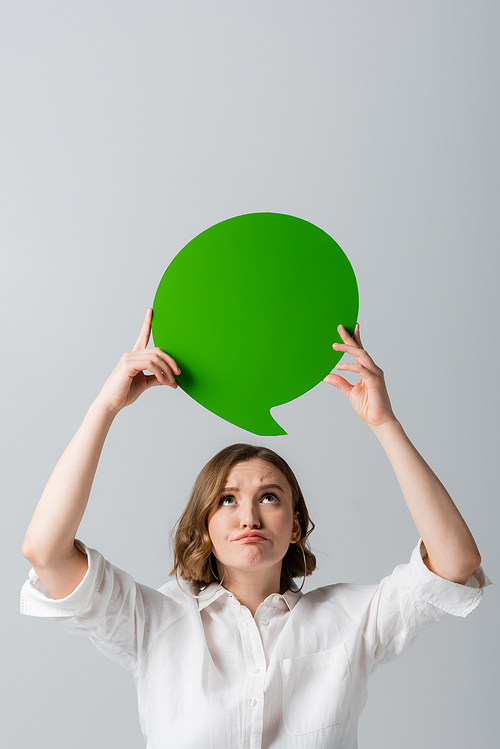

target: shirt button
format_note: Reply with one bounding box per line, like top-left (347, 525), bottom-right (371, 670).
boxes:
top-left (250, 698), bottom-right (258, 707)
top-left (273, 595), bottom-right (280, 603)
top-left (260, 619), bottom-right (269, 627)
top-left (253, 668), bottom-right (261, 675)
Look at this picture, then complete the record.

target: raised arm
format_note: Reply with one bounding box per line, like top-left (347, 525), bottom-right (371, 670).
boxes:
top-left (323, 324), bottom-right (481, 584)
top-left (22, 308), bottom-right (180, 599)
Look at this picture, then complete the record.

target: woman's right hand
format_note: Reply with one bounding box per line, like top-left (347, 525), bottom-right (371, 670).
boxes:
top-left (96, 307), bottom-right (181, 414)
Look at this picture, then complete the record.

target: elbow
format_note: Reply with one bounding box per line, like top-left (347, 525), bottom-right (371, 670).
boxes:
top-left (454, 551), bottom-right (482, 585)
top-left (22, 535), bottom-right (77, 569)
top-left (467, 550), bottom-right (482, 576)
top-left (424, 549), bottom-right (482, 584)
top-left (22, 535), bottom-right (48, 567)
top-left (21, 538), bottom-right (40, 566)
top-left (21, 536), bottom-right (33, 562)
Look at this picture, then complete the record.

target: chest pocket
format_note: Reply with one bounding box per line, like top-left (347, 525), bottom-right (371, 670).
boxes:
top-left (280, 643), bottom-right (350, 735)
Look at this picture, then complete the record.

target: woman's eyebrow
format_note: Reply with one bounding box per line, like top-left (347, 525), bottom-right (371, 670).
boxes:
top-left (219, 483), bottom-right (285, 493)
top-left (259, 483), bottom-right (285, 492)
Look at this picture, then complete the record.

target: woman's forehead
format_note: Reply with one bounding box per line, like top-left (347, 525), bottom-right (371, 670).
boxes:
top-left (223, 458), bottom-right (290, 490)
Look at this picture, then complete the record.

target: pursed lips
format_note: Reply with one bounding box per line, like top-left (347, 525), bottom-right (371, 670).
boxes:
top-left (233, 532), bottom-right (268, 542)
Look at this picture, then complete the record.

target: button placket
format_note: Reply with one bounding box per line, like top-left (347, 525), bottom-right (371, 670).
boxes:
top-left (231, 602), bottom-right (266, 749)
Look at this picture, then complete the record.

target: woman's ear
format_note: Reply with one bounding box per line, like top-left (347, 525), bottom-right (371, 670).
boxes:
top-left (291, 511), bottom-right (301, 543)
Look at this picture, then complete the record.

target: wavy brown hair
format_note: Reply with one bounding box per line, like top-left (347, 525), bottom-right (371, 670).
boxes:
top-left (170, 443), bottom-right (316, 590)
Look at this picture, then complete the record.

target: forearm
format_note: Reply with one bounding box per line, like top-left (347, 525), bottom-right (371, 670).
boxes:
top-left (22, 396), bottom-right (117, 566)
top-left (372, 419), bottom-right (481, 583)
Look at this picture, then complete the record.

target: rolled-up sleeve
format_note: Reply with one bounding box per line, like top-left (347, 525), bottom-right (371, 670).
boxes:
top-left (408, 539), bottom-right (490, 616)
top-left (370, 538), bottom-right (492, 668)
top-left (20, 540), bottom-right (186, 671)
top-left (20, 540), bottom-right (104, 619)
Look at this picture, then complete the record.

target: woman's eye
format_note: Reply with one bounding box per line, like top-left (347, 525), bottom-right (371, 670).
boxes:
top-left (262, 493), bottom-right (279, 503)
top-left (219, 495), bottom-right (235, 506)
top-left (218, 493), bottom-right (279, 506)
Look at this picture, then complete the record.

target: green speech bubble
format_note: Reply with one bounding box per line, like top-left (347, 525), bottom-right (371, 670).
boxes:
top-left (152, 212), bottom-right (358, 435)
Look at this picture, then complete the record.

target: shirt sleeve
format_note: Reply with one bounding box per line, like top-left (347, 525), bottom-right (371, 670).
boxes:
top-left (20, 539), bottom-right (187, 670)
top-left (369, 538), bottom-right (492, 669)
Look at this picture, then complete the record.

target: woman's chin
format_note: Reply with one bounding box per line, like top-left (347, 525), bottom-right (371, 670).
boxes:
top-left (222, 548), bottom-right (283, 576)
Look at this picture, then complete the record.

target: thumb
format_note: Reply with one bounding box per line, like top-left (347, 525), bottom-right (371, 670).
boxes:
top-left (145, 374), bottom-right (178, 390)
top-left (144, 374), bottom-right (165, 389)
top-left (323, 373), bottom-right (353, 399)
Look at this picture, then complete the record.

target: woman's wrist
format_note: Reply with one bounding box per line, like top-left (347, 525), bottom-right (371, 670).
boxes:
top-left (369, 416), bottom-right (404, 441)
top-left (90, 392), bottom-right (123, 421)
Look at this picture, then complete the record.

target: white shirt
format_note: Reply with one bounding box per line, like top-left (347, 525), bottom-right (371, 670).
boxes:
top-left (20, 539), bottom-right (489, 749)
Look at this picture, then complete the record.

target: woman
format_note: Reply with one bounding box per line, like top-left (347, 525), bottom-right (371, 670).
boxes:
top-left (21, 308), bottom-right (488, 748)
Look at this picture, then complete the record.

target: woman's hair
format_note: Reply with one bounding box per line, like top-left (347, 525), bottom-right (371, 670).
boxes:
top-left (170, 443), bottom-right (316, 590)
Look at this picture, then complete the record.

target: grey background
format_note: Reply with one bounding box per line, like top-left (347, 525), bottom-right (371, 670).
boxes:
top-left (2, 1), bottom-right (498, 747)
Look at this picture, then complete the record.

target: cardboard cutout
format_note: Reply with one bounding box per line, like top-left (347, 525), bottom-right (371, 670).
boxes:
top-left (152, 212), bottom-right (358, 435)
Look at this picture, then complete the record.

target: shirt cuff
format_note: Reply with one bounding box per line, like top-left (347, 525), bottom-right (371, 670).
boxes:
top-left (20, 540), bottom-right (105, 618)
top-left (410, 538), bottom-right (492, 618)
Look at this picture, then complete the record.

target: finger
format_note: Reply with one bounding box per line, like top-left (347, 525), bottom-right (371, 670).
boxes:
top-left (131, 348), bottom-right (181, 381)
top-left (332, 343), bottom-right (380, 374)
top-left (353, 323), bottom-right (363, 349)
top-left (133, 308), bottom-right (153, 352)
top-left (148, 348), bottom-right (181, 377)
top-left (127, 350), bottom-right (177, 385)
top-left (140, 358), bottom-right (173, 385)
top-left (337, 324), bottom-right (357, 345)
top-left (335, 361), bottom-right (375, 380)
top-left (332, 342), bottom-right (361, 354)
top-left (322, 373), bottom-right (353, 398)
top-left (159, 350), bottom-right (182, 376)
top-left (135, 345), bottom-right (181, 376)
top-left (144, 374), bottom-right (163, 389)
top-left (144, 374), bottom-right (178, 390)
top-left (148, 357), bottom-right (177, 386)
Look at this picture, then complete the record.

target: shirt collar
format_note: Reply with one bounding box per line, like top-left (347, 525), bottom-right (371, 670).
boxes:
top-left (282, 580), bottom-right (302, 611)
top-left (197, 580), bottom-right (303, 612)
top-left (197, 582), bottom-right (230, 611)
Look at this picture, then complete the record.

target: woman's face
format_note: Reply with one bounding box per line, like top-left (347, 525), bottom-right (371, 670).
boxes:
top-left (207, 457), bottom-right (301, 578)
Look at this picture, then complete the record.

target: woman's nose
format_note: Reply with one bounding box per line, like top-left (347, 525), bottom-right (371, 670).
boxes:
top-left (239, 501), bottom-right (261, 528)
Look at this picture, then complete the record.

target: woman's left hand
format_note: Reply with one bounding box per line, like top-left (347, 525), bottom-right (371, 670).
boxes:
top-left (323, 324), bottom-right (397, 430)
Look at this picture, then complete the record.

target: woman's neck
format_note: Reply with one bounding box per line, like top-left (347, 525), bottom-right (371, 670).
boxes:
top-left (219, 563), bottom-right (283, 616)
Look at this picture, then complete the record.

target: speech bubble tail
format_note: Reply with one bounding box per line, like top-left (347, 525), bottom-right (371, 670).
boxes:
top-left (217, 405), bottom-right (287, 436)
top-left (253, 412), bottom-right (288, 437)
top-left (235, 410), bottom-right (288, 437)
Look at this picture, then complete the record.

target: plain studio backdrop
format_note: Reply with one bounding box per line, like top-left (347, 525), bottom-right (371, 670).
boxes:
top-left (2, 2), bottom-right (498, 747)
